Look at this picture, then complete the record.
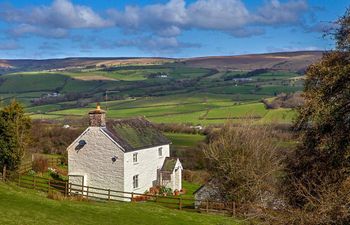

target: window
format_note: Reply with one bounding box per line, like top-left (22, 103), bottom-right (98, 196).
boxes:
top-left (133, 153), bottom-right (138, 163)
top-left (133, 175), bottom-right (139, 189)
top-left (158, 147), bottom-right (163, 157)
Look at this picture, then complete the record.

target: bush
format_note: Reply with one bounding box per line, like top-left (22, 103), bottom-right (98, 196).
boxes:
top-left (159, 186), bottom-right (172, 196)
top-left (47, 190), bottom-right (65, 201)
top-left (183, 170), bottom-right (210, 184)
top-left (32, 157), bottom-right (48, 174)
top-left (203, 120), bottom-right (283, 210)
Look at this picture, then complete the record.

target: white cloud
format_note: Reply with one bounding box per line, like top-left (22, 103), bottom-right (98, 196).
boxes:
top-left (0, 41), bottom-right (21, 50)
top-left (255, 0), bottom-right (308, 25)
top-left (0, 0), bottom-right (311, 53)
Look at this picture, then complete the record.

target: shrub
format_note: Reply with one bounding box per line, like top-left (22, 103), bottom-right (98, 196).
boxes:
top-left (183, 170), bottom-right (210, 184)
top-left (47, 190), bottom-right (65, 201)
top-left (27, 170), bottom-right (36, 176)
top-left (159, 186), bottom-right (172, 196)
top-left (203, 120), bottom-right (283, 211)
top-left (32, 157), bottom-right (48, 174)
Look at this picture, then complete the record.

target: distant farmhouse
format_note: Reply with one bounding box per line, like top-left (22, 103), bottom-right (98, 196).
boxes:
top-left (67, 105), bottom-right (183, 199)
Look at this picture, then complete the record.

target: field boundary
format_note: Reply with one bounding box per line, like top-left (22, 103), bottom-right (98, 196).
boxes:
top-left (5, 172), bottom-right (238, 216)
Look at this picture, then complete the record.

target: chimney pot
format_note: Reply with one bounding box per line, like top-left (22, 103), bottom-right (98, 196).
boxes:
top-left (89, 103), bottom-right (106, 127)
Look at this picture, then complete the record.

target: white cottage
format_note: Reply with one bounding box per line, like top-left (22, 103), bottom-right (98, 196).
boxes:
top-left (67, 105), bottom-right (183, 198)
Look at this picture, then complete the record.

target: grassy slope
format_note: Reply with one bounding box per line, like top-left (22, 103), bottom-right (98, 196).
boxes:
top-left (0, 183), bottom-right (241, 225)
top-left (165, 132), bottom-right (206, 148)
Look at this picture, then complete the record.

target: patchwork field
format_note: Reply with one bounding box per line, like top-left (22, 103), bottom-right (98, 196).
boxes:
top-left (0, 53), bottom-right (309, 125)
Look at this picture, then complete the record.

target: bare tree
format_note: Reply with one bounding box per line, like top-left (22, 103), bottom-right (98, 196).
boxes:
top-left (203, 120), bottom-right (284, 214)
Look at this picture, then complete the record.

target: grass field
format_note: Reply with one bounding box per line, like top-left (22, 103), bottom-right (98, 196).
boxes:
top-left (36, 99), bottom-right (296, 125)
top-left (164, 133), bottom-right (206, 148)
top-left (1, 64), bottom-right (301, 125)
top-left (0, 182), bottom-right (241, 225)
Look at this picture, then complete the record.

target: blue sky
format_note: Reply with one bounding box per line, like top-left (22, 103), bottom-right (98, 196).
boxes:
top-left (0, 0), bottom-right (348, 59)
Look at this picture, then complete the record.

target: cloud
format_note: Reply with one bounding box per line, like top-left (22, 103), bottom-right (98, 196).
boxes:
top-left (1, 0), bottom-right (111, 29)
top-left (9, 24), bottom-right (68, 38)
top-left (0, 41), bottom-right (21, 50)
top-left (0, 0), bottom-right (111, 38)
top-left (108, 0), bottom-right (309, 38)
top-left (255, 0), bottom-right (308, 25)
top-left (266, 45), bottom-right (322, 53)
top-left (0, 0), bottom-right (311, 54)
top-left (116, 36), bottom-right (201, 54)
top-left (305, 21), bottom-right (339, 33)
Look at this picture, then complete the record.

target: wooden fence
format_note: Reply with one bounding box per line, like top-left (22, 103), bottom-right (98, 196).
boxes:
top-left (6, 173), bottom-right (237, 216)
top-left (18, 158), bottom-right (61, 174)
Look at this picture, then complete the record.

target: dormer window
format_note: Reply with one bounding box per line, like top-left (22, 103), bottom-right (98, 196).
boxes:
top-left (158, 147), bottom-right (163, 157)
top-left (133, 153), bottom-right (138, 163)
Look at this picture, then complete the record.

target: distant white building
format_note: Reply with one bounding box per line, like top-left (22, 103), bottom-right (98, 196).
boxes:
top-left (67, 105), bottom-right (182, 200)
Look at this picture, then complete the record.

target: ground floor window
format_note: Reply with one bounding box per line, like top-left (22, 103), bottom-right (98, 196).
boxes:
top-left (133, 175), bottom-right (139, 189)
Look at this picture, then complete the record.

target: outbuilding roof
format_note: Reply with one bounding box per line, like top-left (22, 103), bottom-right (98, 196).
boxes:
top-left (161, 157), bottom-right (178, 172)
top-left (102, 117), bottom-right (171, 152)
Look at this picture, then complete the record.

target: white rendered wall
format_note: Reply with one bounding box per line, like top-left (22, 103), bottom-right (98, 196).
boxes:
top-left (68, 127), bottom-right (125, 197)
top-left (124, 144), bottom-right (170, 194)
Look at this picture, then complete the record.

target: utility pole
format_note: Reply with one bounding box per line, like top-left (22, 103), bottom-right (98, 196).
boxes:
top-left (105, 90), bottom-right (120, 111)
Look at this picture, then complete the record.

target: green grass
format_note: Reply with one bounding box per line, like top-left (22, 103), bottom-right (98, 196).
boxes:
top-left (0, 182), bottom-right (241, 225)
top-left (0, 74), bottom-right (67, 93)
top-left (259, 108), bottom-right (297, 124)
top-left (165, 133), bottom-right (206, 148)
top-left (182, 181), bottom-right (201, 199)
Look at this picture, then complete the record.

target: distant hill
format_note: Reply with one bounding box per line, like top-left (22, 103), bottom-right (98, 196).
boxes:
top-left (0, 57), bottom-right (173, 73)
top-left (181, 51), bottom-right (323, 72)
top-left (0, 51), bottom-right (322, 74)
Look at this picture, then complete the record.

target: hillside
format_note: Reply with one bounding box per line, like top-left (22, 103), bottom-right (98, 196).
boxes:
top-left (0, 51), bottom-right (322, 73)
top-left (0, 182), bottom-right (241, 225)
top-left (0, 51), bottom-right (319, 125)
top-left (182, 51), bottom-right (322, 72)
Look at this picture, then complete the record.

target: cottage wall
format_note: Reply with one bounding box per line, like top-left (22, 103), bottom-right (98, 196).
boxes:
top-left (68, 127), bottom-right (124, 196)
top-left (124, 144), bottom-right (170, 194)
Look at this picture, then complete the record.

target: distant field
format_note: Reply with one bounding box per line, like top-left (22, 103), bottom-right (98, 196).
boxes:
top-left (1, 62), bottom-right (301, 125)
top-left (164, 132), bottom-right (206, 148)
top-left (30, 97), bottom-right (296, 125)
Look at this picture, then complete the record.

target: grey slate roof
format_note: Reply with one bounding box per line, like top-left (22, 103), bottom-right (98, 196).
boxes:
top-left (102, 117), bottom-right (171, 152)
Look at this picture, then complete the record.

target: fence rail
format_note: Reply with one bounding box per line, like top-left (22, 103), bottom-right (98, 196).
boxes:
top-left (18, 158), bottom-right (61, 174)
top-left (5, 172), bottom-right (237, 216)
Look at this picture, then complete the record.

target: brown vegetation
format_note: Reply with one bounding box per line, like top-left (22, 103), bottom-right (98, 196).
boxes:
top-left (29, 121), bottom-right (84, 154)
top-left (262, 92), bottom-right (304, 109)
top-left (32, 157), bottom-right (48, 174)
top-left (203, 121), bottom-right (284, 213)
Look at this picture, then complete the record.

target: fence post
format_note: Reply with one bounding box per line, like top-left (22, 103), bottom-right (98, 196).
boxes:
top-left (206, 199), bottom-right (209, 213)
top-left (86, 186), bottom-right (89, 199)
top-left (18, 175), bottom-right (21, 187)
top-left (232, 202), bottom-right (236, 217)
top-left (48, 178), bottom-right (51, 193)
top-left (108, 189), bottom-right (111, 201)
top-left (65, 182), bottom-right (68, 197)
top-left (69, 183), bottom-right (72, 196)
top-left (33, 176), bottom-right (36, 190)
top-left (155, 195), bottom-right (158, 203)
top-left (131, 192), bottom-right (134, 202)
top-left (179, 197), bottom-right (182, 210)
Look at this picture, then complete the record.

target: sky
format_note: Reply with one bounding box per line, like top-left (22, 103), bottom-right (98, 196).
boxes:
top-left (0, 0), bottom-right (348, 59)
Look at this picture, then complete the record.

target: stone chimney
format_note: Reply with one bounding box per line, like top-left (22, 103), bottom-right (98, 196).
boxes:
top-left (89, 103), bottom-right (106, 127)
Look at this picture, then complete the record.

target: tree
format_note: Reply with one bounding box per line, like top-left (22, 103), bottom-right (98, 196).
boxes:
top-left (283, 9), bottom-right (350, 207)
top-left (203, 121), bottom-right (282, 209)
top-left (334, 8), bottom-right (350, 52)
top-left (0, 100), bottom-right (31, 177)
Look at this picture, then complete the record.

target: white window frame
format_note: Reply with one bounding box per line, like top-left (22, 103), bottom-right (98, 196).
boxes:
top-left (133, 153), bottom-right (138, 163)
top-left (158, 147), bottom-right (163, 157)
top-left (133, 175), bottom-right (139, 189)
